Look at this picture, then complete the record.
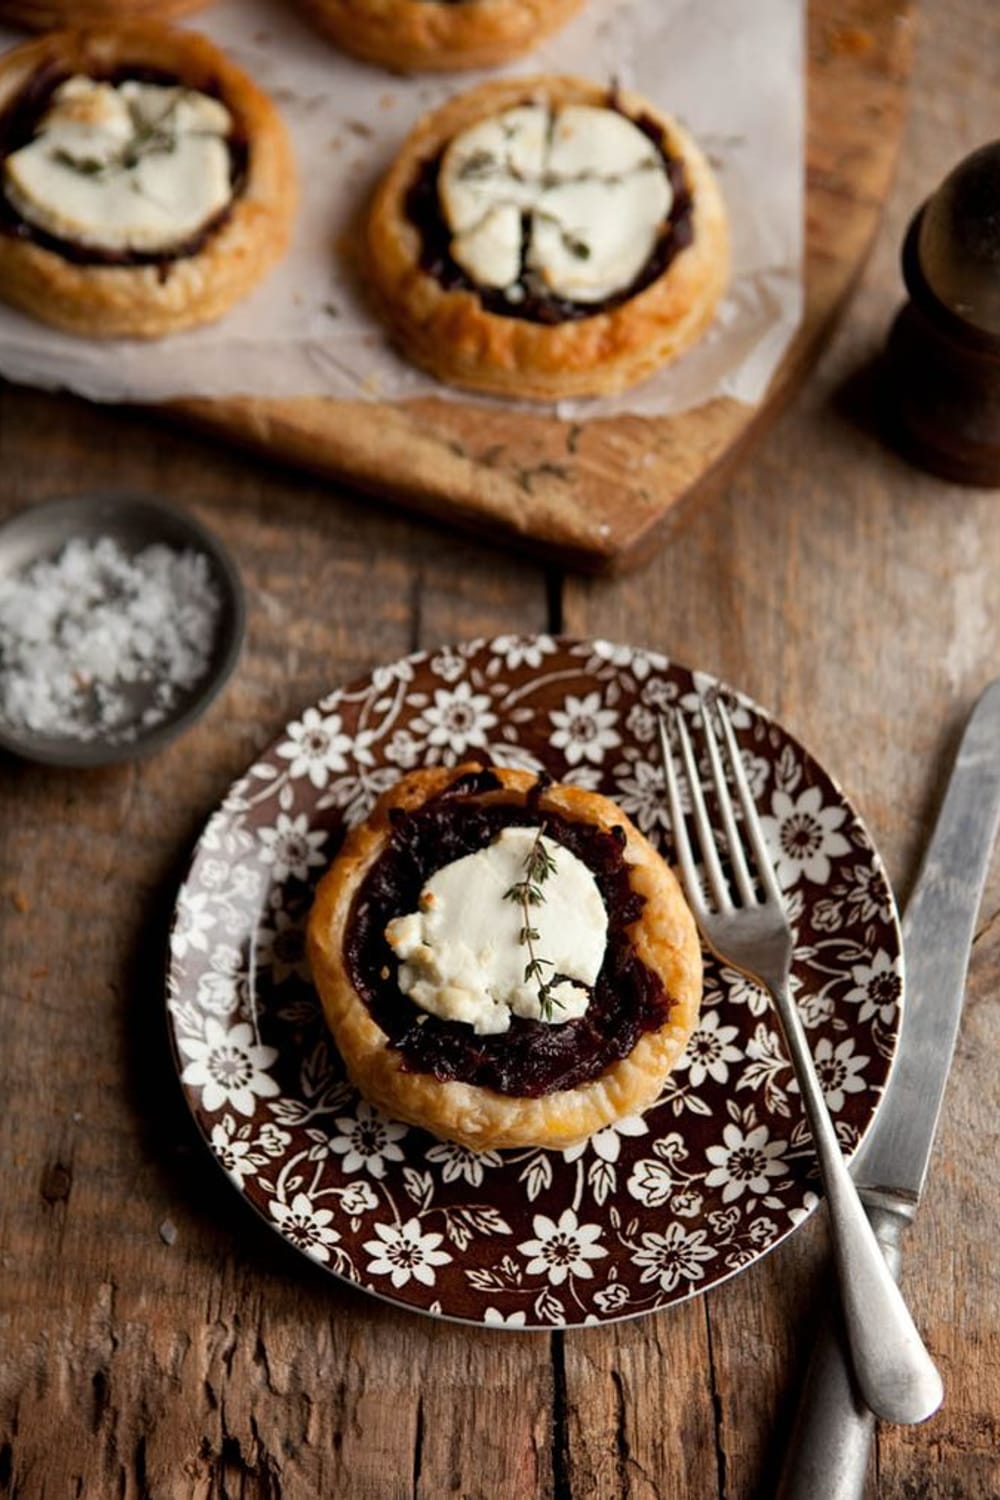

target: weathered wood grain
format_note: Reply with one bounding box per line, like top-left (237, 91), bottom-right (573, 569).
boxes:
top-left (173, 0), bottom-right (916, 574)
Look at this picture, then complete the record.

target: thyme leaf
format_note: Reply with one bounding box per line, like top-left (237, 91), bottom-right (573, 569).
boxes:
top-left (50, 86), bottom-right (189, 182)
top-left (52, 149), bottom-right (106, 178)
top-left (504, 824), bottom-right (565, 1021)
top-left (457, 148), bottom-right (499, 182)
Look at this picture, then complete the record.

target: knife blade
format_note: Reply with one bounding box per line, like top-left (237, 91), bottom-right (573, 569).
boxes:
top-left (776, 678), bottom-right (1000, 1500)
top-left (852, 675), bottom-right (1000, 1207)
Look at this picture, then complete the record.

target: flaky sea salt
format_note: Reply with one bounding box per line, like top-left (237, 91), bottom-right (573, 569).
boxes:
top-left (0, 535), bottom-right (223, 743)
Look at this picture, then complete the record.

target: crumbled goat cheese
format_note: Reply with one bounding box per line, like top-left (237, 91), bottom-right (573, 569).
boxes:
top-left (0, 534), bottom-right (223, 742)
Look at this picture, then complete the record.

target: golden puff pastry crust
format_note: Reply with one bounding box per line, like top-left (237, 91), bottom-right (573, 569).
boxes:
top-left (295, 0), bottom-right (584, 73)
top-left (0, 23), bottom-right (296, 339)
top-left (307, 764), bottom-right (703, 1151)
top-left (365, 74), bottom-right (729, 400)
top-left (0, 0), bottom-right (208, 34)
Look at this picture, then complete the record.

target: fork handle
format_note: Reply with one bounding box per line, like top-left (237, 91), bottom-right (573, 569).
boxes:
top-left (771, 977), bottom-right (942, 1425)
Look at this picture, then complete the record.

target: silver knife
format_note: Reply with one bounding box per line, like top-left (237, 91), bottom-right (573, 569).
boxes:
top-left (777, 678), bottom-right (1000, 1500)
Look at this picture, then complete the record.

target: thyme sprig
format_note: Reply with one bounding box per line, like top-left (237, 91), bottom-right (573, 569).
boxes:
top-left (503, 823), bottom-right (568, 1021)
top-left (51, 88), bottom-right (191, 182)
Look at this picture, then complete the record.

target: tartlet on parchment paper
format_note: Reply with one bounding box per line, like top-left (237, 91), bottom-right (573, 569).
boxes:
top-left (0, 22), bottom-right (296, 338)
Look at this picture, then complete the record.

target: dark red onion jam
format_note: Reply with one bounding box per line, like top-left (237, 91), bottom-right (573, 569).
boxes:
top-left (343, 773), bottom-right (673, 1097)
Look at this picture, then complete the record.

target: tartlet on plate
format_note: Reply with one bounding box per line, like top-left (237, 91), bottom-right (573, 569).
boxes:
top-left (295, 0), bottom-right (585, 73)
top-left (0, 22), bottom-right (296, 337)
top-left (365, 74), bottom-right (729, 400)
top-left (307, 763), bottom-right (703, 1151)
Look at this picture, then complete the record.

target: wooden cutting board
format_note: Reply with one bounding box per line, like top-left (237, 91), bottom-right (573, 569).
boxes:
top-left (174, 0), bottom-right (915, 575)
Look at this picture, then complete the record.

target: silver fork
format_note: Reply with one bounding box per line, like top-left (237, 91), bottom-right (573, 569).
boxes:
top-left (658, 701), bottom-right (943, 1426)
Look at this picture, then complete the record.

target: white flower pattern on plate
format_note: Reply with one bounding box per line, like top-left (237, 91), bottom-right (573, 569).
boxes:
top-left (518, 1209), bottom-right (608, 1285)
top-left (845, 949), bottom-right (902, 1025)
top-left (429, 650), bottom-right (466, 684)
top-left (814, 1037), bottom-right (869, 1111)
top-left (549, 692), bottom-right (621, 766)
top-left (416, 681), bottom-right (497, 756)
top-left (675, 1009), bottom-right (743, 1088)
top-left (257, 813), bottom-right (327, 883)
top-left (704, 1122), bottom-right (788, 1203)
top-left (269, 1192), bottom-right (341, 1264)
top-left (364, 1218), bottom-right (452, 1288)
top-left (330, 1102), bottom-right (408, 1179)
top-left (631, 1223), bottom-right (717, 1293)
top-left (759, 786), bottom-right (852, 888)
top-left (178, 1019), bottom-right (279, 1116)
top-left (277, 707), bottom-right (357, 787)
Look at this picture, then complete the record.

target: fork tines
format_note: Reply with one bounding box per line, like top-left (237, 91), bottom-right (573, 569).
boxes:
top-left (658, 700), bottom-right (780, 916)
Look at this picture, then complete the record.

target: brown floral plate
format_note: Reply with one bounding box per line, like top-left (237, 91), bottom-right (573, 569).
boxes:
top-left (166, 637), bottom-right (903, 1328)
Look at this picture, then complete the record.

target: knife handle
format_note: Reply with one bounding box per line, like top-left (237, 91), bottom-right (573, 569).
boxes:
top-left (775, 1204), bottom-right (907, 1500)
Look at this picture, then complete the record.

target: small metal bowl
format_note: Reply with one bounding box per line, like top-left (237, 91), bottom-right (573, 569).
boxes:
top-left (0, 492), bottom-right (246, 769)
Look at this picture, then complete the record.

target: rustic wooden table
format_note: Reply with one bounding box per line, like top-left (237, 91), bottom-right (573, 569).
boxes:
top-left (2, 1), bottom-right (999, 1496)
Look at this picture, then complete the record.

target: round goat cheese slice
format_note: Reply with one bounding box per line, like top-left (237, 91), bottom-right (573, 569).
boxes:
top-left (437, 101), bottom-right (673, 305)
top-left (4, 76), bottom-right (235, 255)
top-left (384, 826), bottom-right (608, 1035)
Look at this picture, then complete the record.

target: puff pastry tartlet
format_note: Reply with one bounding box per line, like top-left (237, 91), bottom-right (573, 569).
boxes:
top-left (296, 0), bottom-right (584, 73)
top-left (365, 75), bottom-right (729, 399)
top-left (0, 0), bottom-right (208, 33)
top-left (0, 24), bottom-right (296, 338)
top-left (307, 764), bottom-right (703, 1151)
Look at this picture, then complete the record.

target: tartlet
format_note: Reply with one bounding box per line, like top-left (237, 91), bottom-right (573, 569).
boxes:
top-left (0, 23), bottom-right (297, 338)
top-left (365, 74), bottom-right (729, 400)
top-left (295, 0), bottom-right (585, 73)
top-left (307, 764), bottom-right (703, 1151)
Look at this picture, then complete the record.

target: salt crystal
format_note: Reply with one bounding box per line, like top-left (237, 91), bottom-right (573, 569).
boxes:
top-left (0, 535), bottom-right (223, 742)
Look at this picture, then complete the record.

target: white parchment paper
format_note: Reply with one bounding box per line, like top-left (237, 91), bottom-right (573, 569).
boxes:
top-left (0, 0), bottom-right (803, 417)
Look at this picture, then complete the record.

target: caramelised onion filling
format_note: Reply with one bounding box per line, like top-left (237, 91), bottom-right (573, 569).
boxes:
top-left (344, 771), bottom-right (674, 1097)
